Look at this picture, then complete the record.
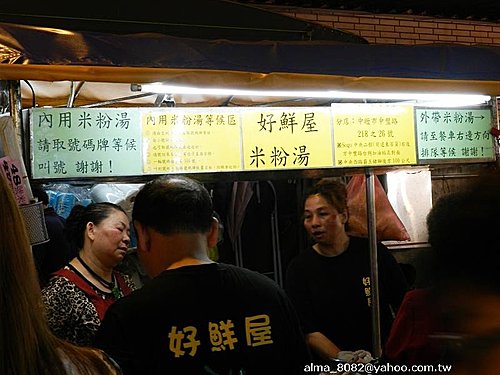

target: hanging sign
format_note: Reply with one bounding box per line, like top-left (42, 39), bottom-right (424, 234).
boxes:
top-left (241, 107), bottom-right (333, 171)
top-left (30, 104), bottom-right (496, 180)
top-left (0, 156), bottom-right (30, 204)
top-left (415, 107), bottom-right (495, 162)
top-left (31, 108), bottom-right (142, 178)
top-left (142, 108), bottom-right (242, 173)
top-left (332, 104), bottom-right (417, 167)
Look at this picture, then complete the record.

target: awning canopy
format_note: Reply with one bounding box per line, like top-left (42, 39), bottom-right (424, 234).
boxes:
top-left (1, 20), bottom-right (500, 107)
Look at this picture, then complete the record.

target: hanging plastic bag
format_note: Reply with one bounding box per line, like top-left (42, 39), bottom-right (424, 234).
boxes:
top-left (346, 174), bottom-right (410, 241)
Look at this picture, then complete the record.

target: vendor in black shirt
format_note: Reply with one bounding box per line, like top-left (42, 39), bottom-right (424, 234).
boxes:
top-left (285, 177), bottom-right (408, 363)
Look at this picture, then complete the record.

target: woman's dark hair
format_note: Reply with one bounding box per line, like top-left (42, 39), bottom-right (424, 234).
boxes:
top-left (65, 202), bottom-right (127, 255)
top-left (304, 177), bottom-right (348, 213)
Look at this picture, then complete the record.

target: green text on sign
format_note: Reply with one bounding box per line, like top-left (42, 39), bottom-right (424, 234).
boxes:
top-left (31, 108), bottom-right (142, 178)
top-left (415, 107), bottom-right (494, 162)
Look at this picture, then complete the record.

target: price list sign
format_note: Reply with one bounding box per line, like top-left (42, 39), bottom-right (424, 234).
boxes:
top-left (31, 108), bottom-right (142, 178)
top-left (415, 107), bottom-right (494, 163)
top-left (241, 107), bottom-right (333, 171)
top-left (332, 104), bottom-right (417, 167)
top-left (142, 109), bottom-right (242, 173)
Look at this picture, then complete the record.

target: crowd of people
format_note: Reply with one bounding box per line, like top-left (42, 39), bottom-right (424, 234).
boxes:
top-left (3, 170), bottom-right (500, 374)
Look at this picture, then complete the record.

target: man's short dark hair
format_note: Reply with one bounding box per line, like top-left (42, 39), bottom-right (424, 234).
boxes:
top-left (132, 175), bottom-right (213, 235)
top-left (304, 177), bottom-right (348, 213)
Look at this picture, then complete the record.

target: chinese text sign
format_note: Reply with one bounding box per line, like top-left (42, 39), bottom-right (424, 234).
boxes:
top-left (241, 108), bottom-right (333, 171)
top-left (332, 104), bottom-right (417, 167)
top-left (31, 108), bottom-right (142, 178)
top-left (416, 108), bottom-right (494, 162)
top-left (142, 109), bottom-right (242, 173)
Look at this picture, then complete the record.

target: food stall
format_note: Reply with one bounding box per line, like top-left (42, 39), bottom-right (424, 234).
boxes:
top-left (1, 16), bottom-right (499, 358)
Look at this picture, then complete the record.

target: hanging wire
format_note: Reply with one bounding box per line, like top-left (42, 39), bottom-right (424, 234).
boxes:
top-left (23, 80), bottom-right (36, 108)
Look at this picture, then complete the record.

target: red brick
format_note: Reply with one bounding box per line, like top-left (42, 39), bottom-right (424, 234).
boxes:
top-left (471, 31), bottom-right (489, 37)
top-left (437, 23), bottom-right (456, 30)
top-left (376, 25), bottom-right (395, 32)
top-left (456, 36), bottom-right (476, 43)
top-left (419, 34), bottom-right (440, 41)
top-left (475, 25), bottom-right (493, 32)
top-left (419, 21), bottom-right (438, 28)
top-left (400, 33), bottom-right (419, 39)
top-left (338, 16), bottom-right (361, 23)
top-left (475, 37), bottom-right (493, 43)
top-left (395, 26), bottom-right (414, 33)
top-left (380, 31), bottom-right (400, 38)
top-left (359, 17), bottom-right (380, 25)
top-left (333, 22), bottom-right (355, 29)
top-left (414, 27), bottom-right (434, 34)
top-left (400, 20), bottom-right (419, 27)
top-left (456, 24), bottom-right (475, 31)
top-left (355, 24), bottom-right (375, 31)
top-left (376, 37), bottom-right (397, 44)
top-left (358, 30), bottom-right (380, 38)
top-left (317, 14), bottom-right (336, 22)
top-left (454, 30), bottom-right (471, 36)
top-left (434, 29), bottom-right (452, 35)
top-left (380, 19), bottom-right (400, 26)
top-left (438, 35), bottom-right (458, 42)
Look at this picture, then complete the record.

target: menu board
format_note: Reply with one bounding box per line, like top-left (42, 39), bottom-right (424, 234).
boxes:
top-left (29, 104), bottom-right (497, 180)
top-left (31, 108), bottom-right (142, 178)
top-left (332, 104), bottom-right (417, 167)
top-left (241, 108), bottom-right (333, 171)
top-left (415, 107), bottom-right (495, 162)
top-left (142, 109), bottom-right (242, 173)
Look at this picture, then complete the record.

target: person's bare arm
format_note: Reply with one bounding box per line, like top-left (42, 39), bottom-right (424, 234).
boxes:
top-left (305, 331), bottom-right (341, 361)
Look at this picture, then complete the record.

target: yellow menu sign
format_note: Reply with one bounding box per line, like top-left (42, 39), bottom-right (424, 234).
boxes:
top-left (241, 107), bottom-right (333, 171)
top-left (332, 104), bottom-right (417, 167)
top-left (142, 109), bottom-right (242, 173)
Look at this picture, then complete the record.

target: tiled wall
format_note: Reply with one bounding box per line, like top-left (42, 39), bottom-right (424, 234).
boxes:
top-left (262, 5), bottom-right (500, 45)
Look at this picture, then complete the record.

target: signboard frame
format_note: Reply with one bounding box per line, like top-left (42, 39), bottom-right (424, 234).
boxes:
top-left (415, 105), bottom-right (496, 165)
top-left (28, 104), bottom-right (498, 181)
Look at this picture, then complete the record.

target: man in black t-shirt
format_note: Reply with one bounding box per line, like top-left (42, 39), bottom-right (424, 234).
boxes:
top-left (95, 175), bottom-right (311, 375)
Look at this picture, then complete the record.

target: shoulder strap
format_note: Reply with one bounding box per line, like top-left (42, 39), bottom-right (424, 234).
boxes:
top-left (53, 268), bottom-right (116, 321)
top-left (114, 271), bottom-right (133, 295)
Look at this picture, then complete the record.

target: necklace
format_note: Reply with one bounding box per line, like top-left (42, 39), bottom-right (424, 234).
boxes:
top-left (76, 255), bottom-right (123, 299)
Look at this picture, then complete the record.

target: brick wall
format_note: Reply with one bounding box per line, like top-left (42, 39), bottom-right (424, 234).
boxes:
top-left (261, 5), bottom-right (500, 46)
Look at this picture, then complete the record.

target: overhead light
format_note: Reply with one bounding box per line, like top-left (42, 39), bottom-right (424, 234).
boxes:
top-left (131, 83), bottom-right (491, 107)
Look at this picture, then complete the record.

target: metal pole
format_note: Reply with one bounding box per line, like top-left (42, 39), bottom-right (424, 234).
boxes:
top-left (266, 181), bottom-right (283, 287)
top-left (8, 80), bottom-right (23, 152)
top-left (365, 168), bottom-right (381, 358)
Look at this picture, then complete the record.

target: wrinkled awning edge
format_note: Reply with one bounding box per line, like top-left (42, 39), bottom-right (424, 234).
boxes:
top-left (2, 63), bottom-right (500, 108)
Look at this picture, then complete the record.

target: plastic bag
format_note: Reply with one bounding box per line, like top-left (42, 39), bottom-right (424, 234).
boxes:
top-left (346, 174), bottom-right (410, 241)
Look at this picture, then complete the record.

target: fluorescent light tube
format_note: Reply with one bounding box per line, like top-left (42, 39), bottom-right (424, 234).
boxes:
top-left (132, 83), bottom-right (491, 106)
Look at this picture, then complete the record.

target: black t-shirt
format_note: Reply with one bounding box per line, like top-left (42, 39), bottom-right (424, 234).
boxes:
top-left (285, 236), bottom-right (408, 353)
top-left (95, 263), bottom-right (311, 375)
